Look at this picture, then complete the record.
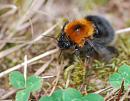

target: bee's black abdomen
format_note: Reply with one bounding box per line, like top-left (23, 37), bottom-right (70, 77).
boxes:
top-left (85, 15), bottom-right (115, 45)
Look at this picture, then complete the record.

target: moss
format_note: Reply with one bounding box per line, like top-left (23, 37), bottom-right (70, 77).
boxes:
top-left (64, 57), bottom-right (86, 85)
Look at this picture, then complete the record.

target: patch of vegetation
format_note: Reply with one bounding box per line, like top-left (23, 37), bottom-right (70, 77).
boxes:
top-left (109, 64), bottom-right (130, 89)
top-left (39, 88), bottom-right (104, 101)
top-left (64, 57), bottom-right (86, 85)
top-left (9, 71), bottom-right (42, 101)
top-left (9, 63), bottom-right (130, 101)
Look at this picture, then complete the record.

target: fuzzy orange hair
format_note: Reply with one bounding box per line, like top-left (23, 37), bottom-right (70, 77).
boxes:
top-left (64, 18), bottom-right (94, 47)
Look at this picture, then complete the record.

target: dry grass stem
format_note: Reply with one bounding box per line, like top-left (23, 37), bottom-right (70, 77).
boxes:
top-left (94, 86), bottom-right (113, 94)
top-left (0, 89), bottom-right (17, 100)
top-left (24, 55), bottom-right (27, 87)
top-left (0, 48), bottom-right (59, 78)
top-left (116, 27), bottom-right (130, 34)
top-left (35, 58), bottom-right (53, 76)
top-left (0, 44), bottom-right (26, 59)
top-left (0, 4), bottom-right (17, 17)
top-left (105, 89), bottom-right (118, 100)
top-left (49, 65), bottom-right (61, 96)
top-left (40, 75), bottom-right (55, 79)
top-left (120, 87), bottom-right (130, 101)
top-left (0, 22), bottom-right (59, 59)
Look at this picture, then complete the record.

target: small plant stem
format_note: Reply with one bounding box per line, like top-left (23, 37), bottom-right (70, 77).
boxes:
top-left (65, 72), bottom-right (71, 88)
top-left (49, 65), bottom-right (61, 96)
top-left (0, 48), bottom-right (59, 78)
top-left (0, 89), bottom-right (17, 99)
top-left (94, 86), bottom-right (113, 94)
top-left (120, 87), bottom-right (130, 101)
top-left (34, 58), bottom-right (53, 76)
top-left (40, 75), bottom-right (55, 79)
top-left (116, 80), bottom-right (124, 101)
top-left (24, 55), bottom-right (28, 87)
top-left (0, 4), bottom-right (17, 17)
top-left (0, 22), bottom-right (59, 59)
top-left (116, 27), bottom-right (130, 34)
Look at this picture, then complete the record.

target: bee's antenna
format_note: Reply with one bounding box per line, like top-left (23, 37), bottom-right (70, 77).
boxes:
top-left (43, 35), bottom-right (58, 42)
top-left (62, 21), bottom-right (69, 32)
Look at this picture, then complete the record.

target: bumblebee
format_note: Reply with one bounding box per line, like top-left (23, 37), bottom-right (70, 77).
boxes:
top-left (58, 15), bottom-right (117, 61)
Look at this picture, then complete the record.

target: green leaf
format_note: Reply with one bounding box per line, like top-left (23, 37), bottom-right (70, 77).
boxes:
top-left (9, 71), bottom-right (25, 89)
top-left (109, 64), bottom-right (130, 89)
top-left (39, 89), bottom-right (63, 101)
top-left (62, 88), bottom-right (82, 101)
top-left (109, 73), bottom-right (122, 89)
top-left (51, 89), bottom-right (63, 101)
top-left (16, 89), bottom-right (30, 101)
top-left (39, 96), bottom-right (53, 101)
top-left (82, 93), bottom-right (104, 101)
top-left (71, 98), bottom-right (82, 101)
top-left (26, 75), bottom-right (42, 92)
top-left (41, 88), bottom-right (82, 101)
top-left (39, 88), bottom-right (104, 101)
top-left (118, 64), bottom-right (130, 78)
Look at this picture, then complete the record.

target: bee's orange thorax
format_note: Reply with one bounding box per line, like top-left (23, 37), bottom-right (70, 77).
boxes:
top-left (64, 18), bottom-right (94, 47)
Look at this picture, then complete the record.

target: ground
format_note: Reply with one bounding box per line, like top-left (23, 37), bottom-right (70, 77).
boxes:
top-left (0, 0), bottom-right (130, 100)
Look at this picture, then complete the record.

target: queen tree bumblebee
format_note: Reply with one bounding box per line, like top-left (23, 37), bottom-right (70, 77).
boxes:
top-left (58, 15), bottom-right (117, 61)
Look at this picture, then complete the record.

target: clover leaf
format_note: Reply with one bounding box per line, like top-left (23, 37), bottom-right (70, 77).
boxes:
top-left (109, 64), bottom-right (130, 89)
top-left (9, 71), bottom-right (25, 89)
top-left (39, 88), bottom-right (104, 101)
top-left (82, 93), bottom-right (104, 101)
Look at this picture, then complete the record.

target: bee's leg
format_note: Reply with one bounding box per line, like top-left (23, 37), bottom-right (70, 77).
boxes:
top-left (74, 48), bottom-right (80, 56)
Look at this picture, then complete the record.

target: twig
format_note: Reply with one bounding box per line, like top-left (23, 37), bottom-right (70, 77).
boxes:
top-left (29, 19), bottom-right (34, 37)
top-left (49, 65), bottom-right (61, 96)
top-left (40, 75), bottom-right (55, 79)
top-left (65, 71), bottom-right (71, 88)
top-left (105, 89), bottom-right (118, 101)
top-left (34, 59), bottom-right (53, 76)
top-left (116, 27), bottom-right (130, 34)
top-left (0, 4), bottom-right (17, 17)
top-left (94, 86), bottom-right (113, 94)
top-left (0, 89), bottom-right (17, 100)
top-left (0, 54), bottom-right (55, 100)
top-left (13, 0), bottom-right (45, 32)
top-left (120, 87), bottom-right (130, 101)
top-left (0, 22), bottom-right (59, 59)
top-left (24, 55), bottom-right (28, 87)
top-left (116, 80), bottom-right (124, 101)
top-left (0, 44), bottom-right (26, 59)
top-left (29, 22), bottom-right (59, 44)
top-left (0, 48), bottom-right (59, 78)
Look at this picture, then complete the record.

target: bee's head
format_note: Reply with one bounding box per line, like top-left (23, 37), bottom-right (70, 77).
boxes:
top-left (58, 21), bottom-right (73, 49)
top-left (58, 18), bottom-right (94, 49)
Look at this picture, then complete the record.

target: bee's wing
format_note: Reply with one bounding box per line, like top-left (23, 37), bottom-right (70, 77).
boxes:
top-left (87, 40), bottom-right (115, 61)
